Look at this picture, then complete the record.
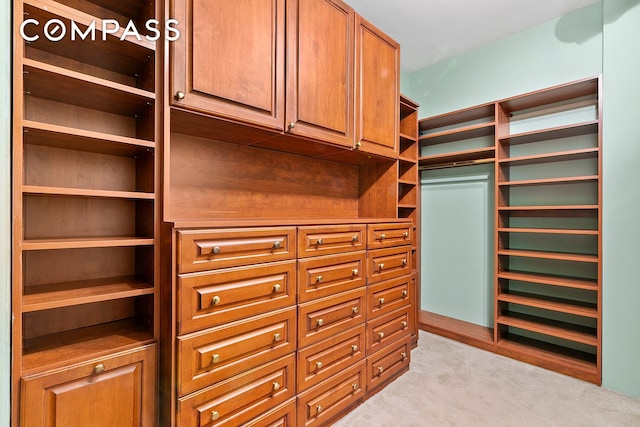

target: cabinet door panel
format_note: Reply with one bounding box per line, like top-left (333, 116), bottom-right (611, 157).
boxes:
top-left (286, 0), bottom-right (354, 146)
top-left (172, 0), bottom-right (285, 129)
top-left (21, 345), bottom-right (156, 427)
top-left (355, 14), bottom-right (399, 158)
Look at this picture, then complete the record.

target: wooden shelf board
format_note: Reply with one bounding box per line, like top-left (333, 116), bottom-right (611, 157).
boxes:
top-left (498, 148), bottom-right (599, 166)
top-left (399, 132), bottom-right (417, 142)
top-left (400, 94), bottom-right (419, 111)
top-left (499, 121), bottom-right (598, 145)
top-left (398, 155), bottom-right (418, 164)
top-left (419, 122), bottom-right (495, 145)
top-left (419, 147), bottom-right (495, 166)
top-left (24, 59), bottom-right (154, 117)
top-left (498, 249), bottom-right (598, 263)
top-left (23, 120), bottom-right (155, 154)
top-left (23, 237), bottom-right (155, 251)
top-left (498, 205), bottom-right (599, 218)
top-left (398, 179), bottom-right (417, 186)
top-left (499, 77), bottom-right (598, 112)
top-left (397, 203), bottom-right (417, 209)
top-left (496, 336), bottom-right (598, 383)
top-left (22, 319), bottom-right (154, 374)
top-left (498, 292), bottom-right (598, 318)
top-left (22, 185), bottom-right (155, 200)
top-left (419, 103), bottom-right (495, 131)
top-left (497, 314), bottom-right (597, 346)
top-left (23, 276), bottom-right (154, 312)
top-left (498, 227), bottom-right (598, 236)
top-left (498, 271), bottom-right (598, 291)
top-left (419, 310), bottom-right (495, 352)
top-left (499, 175), bottom-right (599, 187)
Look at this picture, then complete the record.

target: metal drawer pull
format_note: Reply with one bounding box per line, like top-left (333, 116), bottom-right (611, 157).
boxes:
top-left (352, 383), bottom-right (358, 391)
top-left (351, 345), bottom-right (358, 352)
top-left (401, 352), bottom-right (408, 360)
top-left (316, 405), bottom-right (323, 414)
top-left (402, 258), bottom-right (408, 266)
top-left (378, 263), bottom-right (385, 271)
top-left (211, 354), bottom-right (220, 364)
top-left (402, 290), bottom-right (408, 298)
top-left (212, 246), bottom-right (221, 255)
top-left (379, 297), bottom-right (385, 305)
top-left (352, 235), bottom-right (359, 242)
top-left (211, 295), bottom-right (221, 306)
top-left (315, 361), bottom-right (323, 370)
top-left (288, 122), bottom-right (295, 131)
top-left (352, 268), bottom-right (358, 276)
top-left (403, 231), bottom-right (409, 238)
top-left (175, 91), bottom-right (185, 100)
top-left (378, 332), bottom-right (385, 340)
top-left (273, 241), bottom-right (282, 249)
top-left (377, 366), bottom-right (384, 375)
top-left (274, 333), bottom-right (282, 342)
top-left (272, 382), bottom-right (281, 392)
top-left (211, 411), bottom-right (220, 421)
top-left (94, 364), bottom-right (105, 374)
top-left (273, 284), bottom-right (282, 293)
top-left (402, 321), bottom-right (408, 328)
top-left (380, 233), bottom-right (386, 240)
top-left (316, 238), bottom-right (324, 245)
top-left (352, 306), bottom-right (359, 314)
top-left (316, 319), bottom-right (324, 327)
top-left (316, 275), bottom-right (323, 283)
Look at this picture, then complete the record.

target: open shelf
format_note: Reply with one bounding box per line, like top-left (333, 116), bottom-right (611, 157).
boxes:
top-left (23, 276), bottom-right (154, 312)
top-left (497, 313), bottom-right (597, 346)
top-left (498, 227), bottom-right (598, 236)
top-left (419, 103), bottom-right (495, 131)
top-left (499, 77), bottom-right (599, 113)
top-left (497, 292), bottom-right (597, 318)
top-left (498, 148), bottom-right (599, 166)
top-left (498, 205), bottom-right (598, 218)
top-left (22, 185), bottom-right (155, 200)
top-left (23, 237), bottom-right (155, 251)
top-left (419, 146), bottom-right (495, 167)
top-left (497, 271), bottom-right (597, 290)
top-left (498, 175), bottom-right (599, 187)
top-left (419, 122), bottom-right (495, 145)
top-left (498, 249), bottom-right (598, 263)
top-left (499, 120), bottom-right (598, 145)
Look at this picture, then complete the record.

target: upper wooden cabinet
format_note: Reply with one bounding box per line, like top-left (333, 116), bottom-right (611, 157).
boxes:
top-left (170, 0), bottom-right (286, 130)
top-left (355, 14), bottom-right (400, 158)
top-left (285, 0), bottom-right (354, 147)
top-left (170, 0), bottom-right (400, 157)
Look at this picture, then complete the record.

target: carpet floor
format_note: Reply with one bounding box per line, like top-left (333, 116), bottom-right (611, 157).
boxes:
top-left (334, 331), bottom-right (640, 427)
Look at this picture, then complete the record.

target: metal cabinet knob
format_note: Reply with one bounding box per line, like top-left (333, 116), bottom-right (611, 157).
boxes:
top-left (316, 238), bottom-right (324, 245)
top-left (403, 231), bottom-right (409, 238)
top-left (402, 258), bottom-right (408, 266)
top-left (175, 91), bottom-right (185, 100)
top-left (379, 297), bottom-right (385, 305)
top-left (351, 345), bottom-right (358, 352)
top-left (273, 241), bottom-right (282, 249)
top-left (94, 363), bottom-right (105, 374)
top-left (380, 233), bottom-right (386, 240)
top-left (316, 275), bottom-right (323, 283)
top-left (288, 122), bottom-right (295, 131)
top-left (402, 290), bottom-right (408, 298)
top-left (401, 321), bottom-right (408, 328)
top-left (273, 284), bottom-right (282, 293)
top-left (354, 141), bottom-right (362, 149)
top-left (401, 352), bottom-right (408, 360)
top-left (212, 295), bottom-right (221, 305)
top-left (315, 361), bottom-right (323, 370)
top-left (379, 263), bottom-right (385, 271)
top-left (274, 333), bottom-right (282, 342)
top-left (211, 354), bottom-right (220, 364)
top-left (378, 332), bottom-right (385, 340)
top-left (316, 405), bottom-right (323, 413)
top-left (316, 318), bottom-right (324, 327)
top-left (352, 268), bottom-right (359, 276)
top-left (211, 411), bottom-right (220, 421)
top-left (351, 383), bottom-right (358, 391)
top-left (352, 235), bottom-right (359, 242)
top-left (352, 306), bottom-right (359, 314)
top-left (273, 382), bottom-right (281, 392)
top-left (212, 246), bottom-right (221, 255)
top-left (377, 366), bottom-right (384, 375)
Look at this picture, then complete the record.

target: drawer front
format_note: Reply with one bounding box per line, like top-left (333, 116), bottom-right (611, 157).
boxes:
top-left (296, 325), bottom-right (365, 393)
top-left (244, 398), bottom-right (296, 427)
top-left (297, 225), bottom-right (366, 258)
top-left (298, 252), bottom-right (366, 303)
top-left (367, 275), bottom-right (411, 320)
top-left (367, 223), bottom-right (413, 249)
top-left (297, 360), bottom-right (366, 427)
top-left (178, 307), bottom-right (296, 397)
top-left (178, 261), bottom-right (296, 334)
top-left (367, 336), bottom-right (411, 394)
top-left (366, 305), bottom-right (411, 354)
top-left (178, 355), bottom-right (295, 427)
top-left (367, 246), bottom-right (411, 284)
top-left (298, 288), bottom-right (366, 349)
top-left (178, 227), bottom-right (296, 273)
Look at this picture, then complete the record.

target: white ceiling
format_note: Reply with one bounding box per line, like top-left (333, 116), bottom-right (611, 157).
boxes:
top-left (347, 0), bottom-right (601, 72)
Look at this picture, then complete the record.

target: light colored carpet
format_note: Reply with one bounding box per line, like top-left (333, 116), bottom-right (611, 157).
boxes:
top-left (334, 331), bottom-right (640, 427)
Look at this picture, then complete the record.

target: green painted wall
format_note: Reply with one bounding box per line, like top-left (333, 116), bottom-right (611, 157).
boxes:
top-left (1, 0), bottom-right (11, 421)
top-left (410, 0), bottom-right (640, 398)
top-left (601, 0), bottom-right (640, 398)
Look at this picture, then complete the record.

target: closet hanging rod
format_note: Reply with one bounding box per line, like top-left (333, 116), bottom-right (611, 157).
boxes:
top-left (419, 157), bottom-right (495, 171)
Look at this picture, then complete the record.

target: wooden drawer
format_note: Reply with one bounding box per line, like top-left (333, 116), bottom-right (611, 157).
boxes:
top-left (21, 345), bottom-right (157, 427)
top-left (244, 398), bottom-right (296, 427)
top-left (296, 360), bottom-right (366, 427)
top-left (296, 325), bottom-right (365, 393)
top-left (367, 275), bottom-right (411, 321)
top-left (177, 227), bottom-right (296, 273)
top-left (367, 246), bottom-right (412, 284)
top-left (366, 305), bottom-right (411, 354)
top-left (178, 354), bottom-right (295, 427)
top-left (178, 261), bottom-right (296, 334)
top-left (367, 222), bottom-right (413, 249)
top-left (298, 288), bottom-right (365, 349)
top-left (298, 225), bottom-right (366, 258)
top-left (178, 307), bottom-right (296, 397)
top-left (298, 252), bottom-right (366, 303)
top-left (367, 336), bottom-right (411, 394)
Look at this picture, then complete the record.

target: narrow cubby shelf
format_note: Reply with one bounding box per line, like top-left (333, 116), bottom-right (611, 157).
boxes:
top-left (398, 156), bottom-right (417, 163)
top-left (497, 314), bottom-right (597, 347)
top-left (497, 271), bottom-right (598, 291)
top-left (498, 120), bottom-right (598, 145)
top-left (24, 59), bottom-right (155, 117)
top-left (23, 120), bottom-right (155, 152)
top-left (419, 122), bottom-right (495, 145)
top-left (419, 146), bottom-right (495, 166)
top-left (398, 179), bottom-right (416, 186)
top-left (498, 205), bottom-right (599, 216)
top-left (23, 276), bottom-right (154, 312)
top-left (397, 204), bottom-right (417, 209)
top-left (22, 237), bottom-right (155, 251)
top-left (497, 293), bottom-right (598, 318)
top-left (497, 227), bottom-right (598, 235)
top-left (498, 249), bottom-right (598, 263)
top-left (22, 318), bottom-right (155, 373)
top-left (498, 175), bottom-right (599, 187)
top-left (498, 148), bottom-right (599, 166)
top-left (399, 132), bottom-right (416, 142)
top-left (22, 185), bottom-right (155, 200)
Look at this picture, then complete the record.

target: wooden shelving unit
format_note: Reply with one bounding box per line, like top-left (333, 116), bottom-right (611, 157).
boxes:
top-left (12, 0), bottom-right (160, 423)
top-left (417, 76), bottom-right (602, 385)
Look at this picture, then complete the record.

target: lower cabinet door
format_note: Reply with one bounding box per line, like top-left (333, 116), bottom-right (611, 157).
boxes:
top-left (21, 344), bottom-right (157, 427)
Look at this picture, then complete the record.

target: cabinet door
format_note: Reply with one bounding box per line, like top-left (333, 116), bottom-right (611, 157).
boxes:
top-left (286, 0), bottom-right (354, 147)
top-left (21, 345), bottom-right (156, 427)
top-left (355, 14), bottom-right (400, 158)
top-left (171, 0), bottom-right (285, 129)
